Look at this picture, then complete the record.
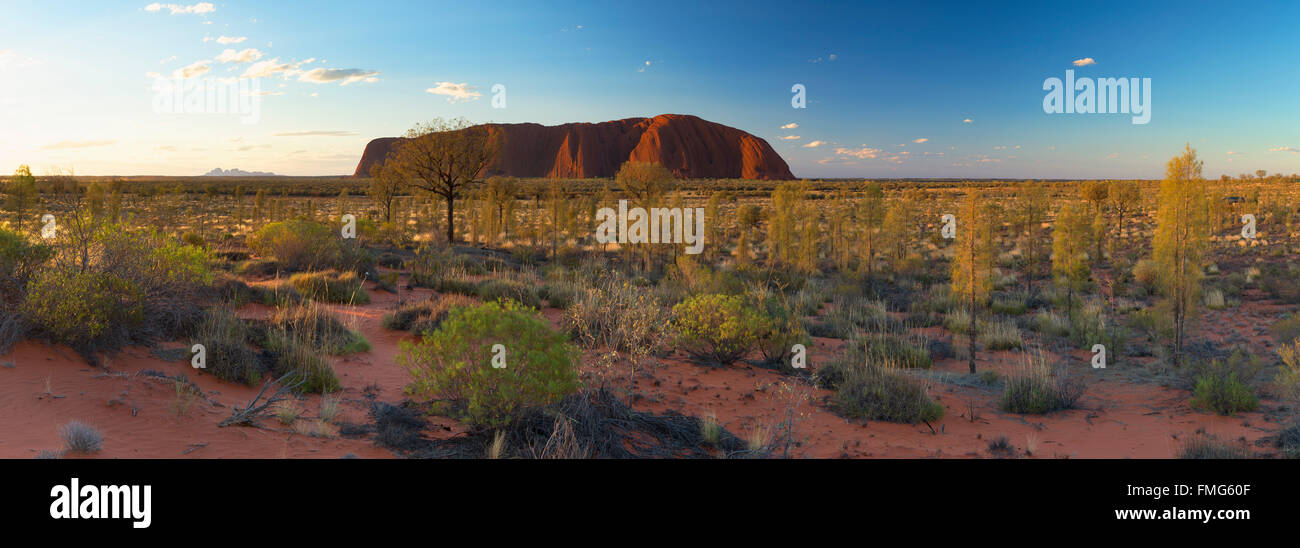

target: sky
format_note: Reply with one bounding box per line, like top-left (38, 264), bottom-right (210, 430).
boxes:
top-left (0, 0), bottom-right (1297, 179)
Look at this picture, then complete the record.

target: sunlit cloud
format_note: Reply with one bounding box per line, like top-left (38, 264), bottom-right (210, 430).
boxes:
top-left (835, 147), bottom-right (882, 159)
top-left (144, 2), bottom-right (215, 15)
top-left (781, 122), bottom-right (799, 129)
top-left (170, 60), bottom-right (211, 78)
top-left (1072, 57), bottom-right (1097, 66)
top-left (780, 135), bottom-right (801, 140)
top-left (425, 81), bottom-right (481, 102)
top-left (962, 118), bottom-right (972, 123)
top-left (913, 138), bottom-right (928, 143)
top-left (215, 48), bottom-right (263, 64)
top-left (802, 140), bottom-right (826, 148)
top-left (1269, 146), bottom-right (1298, 154)
top-left (299, 67), bottom-right (380, 85)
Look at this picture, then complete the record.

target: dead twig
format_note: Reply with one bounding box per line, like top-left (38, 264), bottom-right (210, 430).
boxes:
top-left (219, 373), bottom-right (305, 427)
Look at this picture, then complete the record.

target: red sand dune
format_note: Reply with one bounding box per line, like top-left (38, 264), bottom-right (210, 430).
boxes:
top-left (352, 114), bottom-right (796, 180)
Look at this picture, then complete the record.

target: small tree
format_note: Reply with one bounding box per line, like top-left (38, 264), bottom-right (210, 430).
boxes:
top-left (856, 182), bottom-right (885, 276)
top-left (950, 189), bottom-right (994, 374)
top-left (615, 161), bottom-right (676, 269)
top-left (1152, 144), bottom-right (1210, 366)
top-left (4, 165), bottom-right (39, 233)
top-left (1052, 202), bottom-right (1094, 320)
top-left (368, 162), bottom-right (403, 223)
top-left (388, 118), bottom-right (498, 244)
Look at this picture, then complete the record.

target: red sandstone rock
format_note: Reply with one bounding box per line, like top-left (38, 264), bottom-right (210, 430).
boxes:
top-left (353, 114), bottom-right (794, 180)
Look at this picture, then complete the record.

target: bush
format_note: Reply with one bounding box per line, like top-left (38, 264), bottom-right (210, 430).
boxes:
top-left (753, 290), bottom-right (811, 368)
top-left (990, 295), bottom-right (1028, 315)
top-left (1000, 353), bottom-right (1084, 414)
top-left (943, 309), bottom-right (972, 335)
top-left (0, 227), bottom-right (53, 302)
top-left (564, 276), bottom-right (669, 355)
top-left (1272, 314), bottom-right (1300, 346)
top-left (1133, 259), bottom-right (1160, 287)
top-left (399, 300), bottom-right (581, 429)
top-left (271, 303), bottom-right (369, 354)
top-left (1178, 432), bottom-right (1250, 459)
top-left (672, 294), bottom-right (770, 366)
top-left (194, 307), bottom-right (265, 385)
top-left (1191, 370), bottom-right (1258, 415)
top-left (267, 330), bottom-right (340, 394)
top-left (247, 220), bottom-right (340, 272)
top-left (828, 363), bottom-right (944, 424)
top-left (475, 278), bottom-right (542, 308)
top-left (22, 270), bottom-right (143, 351)
top-left (1275, 337), bottom-right (1300, 401)
top-left (978, 319), bottom-right (1024, 350)
top-left (1032, 310), bottom-right (1071, 337)
top-left (60, 421), bottom-right (103, 454)
top-left (855, 334), bottom-right (933, 369)
top-left (290, 270), bottom-right (369, 304)
top-left (382, 293), bottom-right (475, 334)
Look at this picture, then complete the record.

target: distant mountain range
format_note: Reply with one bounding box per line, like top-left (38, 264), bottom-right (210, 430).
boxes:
top-left (203, 168), bottom-right (277, 177)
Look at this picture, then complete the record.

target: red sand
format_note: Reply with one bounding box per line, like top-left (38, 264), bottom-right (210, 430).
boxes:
top-left (0, 276), bottom-right (1287, 459)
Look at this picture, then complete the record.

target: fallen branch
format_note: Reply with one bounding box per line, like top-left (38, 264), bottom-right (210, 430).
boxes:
top-left (219, 373), bottom-right (304, 428)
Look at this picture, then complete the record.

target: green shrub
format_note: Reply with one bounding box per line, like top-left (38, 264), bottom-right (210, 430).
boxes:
top-left (990, 295), bottom-right (1028, 315)
top-left (0, 227), bottom-right (53, 300)
top-left (1272, 314), bottom-right (1300, 346)
top-left (290, 270), bottom-right (369, 304)
top-left (194, 307), bottom-right (265, 385)
top-left (1000, 354), bottom-right (1084, 414)
top-left (1191, 371), bottom-right (1258, 415)
top-left (247, 220), bottom-right (340, 272)
top-left (22, 270), bottom-right (143, 350)
top-left (672, 293), bottom-right (771, 365)
top-left (399, 300), bottom-right (581, 429)
top-left (753, 291), bottom-right (811, 368)
top-left (1032, 310), bottom-right (1071, 337)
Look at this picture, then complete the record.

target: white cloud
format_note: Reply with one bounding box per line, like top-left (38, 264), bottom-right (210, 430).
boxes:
top-left (145, 2), bottom-right (215, 15)
top-left (216, 36), bottom-right (247, 44)
top-left (802, 140), bottom-right (825, 148)
top-left (425, 81), bottom-right (481, 102)
top-left (299, 67), bottom-right (380, 85)
top-left (780, 135), bottom-right (801, 140)
top-left (170, 60), bottom-right (211, 78)
top-left (781, 122), bottom-right (798, 129)
top-left (1072, 57), bottom-right (1097, 66)
top-left (962, 118), bottom-right (973, 123)
top-left (216, 48), bottom-right (263, 64)
top-left (241, 58), bottom-right (306, 79)
top-left (913, 138), bottom-right (928, 143)
top-left (835, 147), bottom-right (881, 159)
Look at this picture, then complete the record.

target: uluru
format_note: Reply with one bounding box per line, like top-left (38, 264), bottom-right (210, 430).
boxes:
top-left (353, 114), bottom-right (795, 180)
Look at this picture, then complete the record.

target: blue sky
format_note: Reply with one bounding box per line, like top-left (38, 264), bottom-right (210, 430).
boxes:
top-left (0, 0), bottom-right (1296, 178)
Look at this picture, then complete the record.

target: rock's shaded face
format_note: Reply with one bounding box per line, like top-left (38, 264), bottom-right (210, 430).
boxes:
top-left (353, 114), bottom-right (795, 180)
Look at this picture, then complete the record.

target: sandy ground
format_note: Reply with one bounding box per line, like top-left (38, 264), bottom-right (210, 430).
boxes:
top-left (0, 276), bottom-right (1290, 459)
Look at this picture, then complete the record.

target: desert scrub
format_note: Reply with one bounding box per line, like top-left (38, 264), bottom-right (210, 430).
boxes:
top-left (1032, 310), bottom-right (1071, 337)
top-left (990, 293), bottom-right (1028, 315)
top-left (270, 303), bottom-right (370, 355)
top-left (474, 277), bottom-right (543, 308)
top-left (382, 293), bottom-right (476, 334)
top-left (1272, 313), bottom-right (1300, 345)
top-left (1177, 432), bottom-right (1250, 459)
top-left (267, 329), bottom-right (340, 394)
top-left (290, 270), bottom-right (369, 304)
top-left (0, 226), bottom-right (53, 300)
top-left (672, 293), bottom-right (771, 366)
top-left (828, 362), bottom-right (944, 424)
top-left (22, 270), bottom-right (143, 350)
top-left (1275, 337), bottom-right (1300, 401)
top-left (1190, 352), bottom-right (1260, 415)
top-left (978, 319), bottom-right (1024, 350)
top-left (564, 275), bottom-right (669, 355)
top-left (60, 421), bottom-right (103, 454)
top-left (247, 220), bottom-right (340, 272)
top-left (807, 296), bottom-right (898, 339)
top-left (943, 309), bottom-right (972, 335)
top-left (853, 333), bottom-right (933, 369)
top-left (399, 300), bottom-right (580, 430)
top-left (753, 289), bottom-right (812, 367)
top-left (999, 352), bottom-right (1084, 414)
top-left (194, 307), bottom-right (265, 385)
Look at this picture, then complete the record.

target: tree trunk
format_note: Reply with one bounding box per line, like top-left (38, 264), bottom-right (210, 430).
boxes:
top-left (445, 195), bottom-right (456, 244)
